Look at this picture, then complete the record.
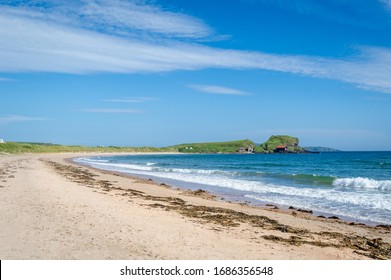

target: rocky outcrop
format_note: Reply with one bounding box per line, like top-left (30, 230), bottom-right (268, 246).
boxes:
top-left (236, 145), bottom-right (254, 154)
top-left (259, 135), bottom-right (306, 154)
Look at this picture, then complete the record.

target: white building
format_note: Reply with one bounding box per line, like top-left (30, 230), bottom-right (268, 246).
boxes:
top-left (0, 139), bottom-right (5, 144)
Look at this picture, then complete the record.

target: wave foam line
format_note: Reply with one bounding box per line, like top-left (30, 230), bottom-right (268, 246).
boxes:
top-left (333, 177), bottom-right (391, 191)
top-left (245, 194), bottom-right (391, 225)
top-left (75, 158), bottom-right (391, 211)
top-left (76, 158), bottom-right (229, 175)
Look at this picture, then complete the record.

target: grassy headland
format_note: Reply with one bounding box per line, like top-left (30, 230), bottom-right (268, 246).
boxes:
top-left (169, 139), bottom-right (256, 153)
top-left (259, 135), bottom-right (305, 153)
top-left (0, 135), bottom-right (314, 154)
top-left (170, 136), bottom-right (312, 154)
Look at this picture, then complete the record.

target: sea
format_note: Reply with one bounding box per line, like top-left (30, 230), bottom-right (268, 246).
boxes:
top-left (74, 152), bottom-right (391, 226)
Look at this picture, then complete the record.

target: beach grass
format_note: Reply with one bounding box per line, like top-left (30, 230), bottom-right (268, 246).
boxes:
top-left (0, 142), bottom-right (176, 154)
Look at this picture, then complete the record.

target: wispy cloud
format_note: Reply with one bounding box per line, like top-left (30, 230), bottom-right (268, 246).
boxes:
top-left (1, 0), bottom-right (213, 39)
top-left (0, 77), bottom-right (15, 82)
top-left (80, 109), bottom-right (143, 113)
top-left (81, 0), bottom-right (213, 39)
top-left (0, 115), bottom-right (49, 125)
top-left (0, 1), bottom-right (391, 93)
top-left (189, 84), bottom-right (252, 96)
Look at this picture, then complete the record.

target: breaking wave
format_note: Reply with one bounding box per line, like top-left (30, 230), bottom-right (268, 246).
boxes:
top-left (333, 177), bottom-right (391, 191)
top-left (74, 155), bottom-right (391, 225)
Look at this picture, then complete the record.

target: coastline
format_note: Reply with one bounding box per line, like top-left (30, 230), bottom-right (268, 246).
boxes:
top-left (0, 152), bottom-right (390, 259)
top-left (73, 152), bottom-right (391, 227)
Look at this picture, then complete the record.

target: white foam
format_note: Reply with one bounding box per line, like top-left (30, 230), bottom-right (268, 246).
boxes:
top-left (75, 157), bottom-right (109, 163)
top-left (81, 158), bottom-right (227, 174)
top-left (333, 177), bottom-right (391, 191)
top-left (77, 160), bottom-right (155, 172)
top-left (245, 194), bottom-right (391, 225)
top-left (160, 167), bottom-right (225, 175)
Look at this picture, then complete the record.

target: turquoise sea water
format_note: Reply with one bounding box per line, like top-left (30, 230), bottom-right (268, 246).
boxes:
top-left (75, 152), bottom-right (391, 225)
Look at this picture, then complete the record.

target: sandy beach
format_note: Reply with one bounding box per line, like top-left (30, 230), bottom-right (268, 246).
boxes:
top-left (0, 153), bottom-right (390, 260)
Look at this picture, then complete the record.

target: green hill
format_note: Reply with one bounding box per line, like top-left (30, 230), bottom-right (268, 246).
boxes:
top-left (259, 135), bottom-right (305, 153)
top-left (0, 140), bottom-right (256, 154)
top-left (1, 136), bottom-right (310, 155)
top-left (169, 139), bottom-right (256, 154)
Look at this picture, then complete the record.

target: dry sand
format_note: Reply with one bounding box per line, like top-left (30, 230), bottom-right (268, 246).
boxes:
top-left (0, 153), bottom-right (390, 260)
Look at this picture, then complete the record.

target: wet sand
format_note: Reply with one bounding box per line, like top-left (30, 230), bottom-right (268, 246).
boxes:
top-left (0, 153), bottom-right (390, 259)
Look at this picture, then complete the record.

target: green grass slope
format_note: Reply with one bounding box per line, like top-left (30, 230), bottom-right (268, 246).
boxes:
top-left (0, 142), bottom-right (175, 154)
top-left (169, 139), bottom-right (256, 153)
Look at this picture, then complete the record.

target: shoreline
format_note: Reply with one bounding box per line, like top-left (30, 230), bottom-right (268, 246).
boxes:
top-left (73, 159), bottom-right (385, 227)
top-left (1, 152), bottom-right (390, 259)
top-left (71, 153), bottom-right (390, 227)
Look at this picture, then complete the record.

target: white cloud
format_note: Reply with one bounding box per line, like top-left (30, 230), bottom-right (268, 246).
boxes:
top-left (80, 109), bottom-right (143, 113)
top-left (80, 0), bottom-right (213, 39)
top-left (189, 84), bottom-right (251, 96)
top-left (0, 2), bottom-right (391, 93)
top-left (0, 115), bottom-right (49, 125)
top-left (1, 0), bottom-right (212, 39)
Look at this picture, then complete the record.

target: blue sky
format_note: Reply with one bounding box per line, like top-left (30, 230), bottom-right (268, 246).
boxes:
top-left (1, 0), bottom-right (391, 150)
